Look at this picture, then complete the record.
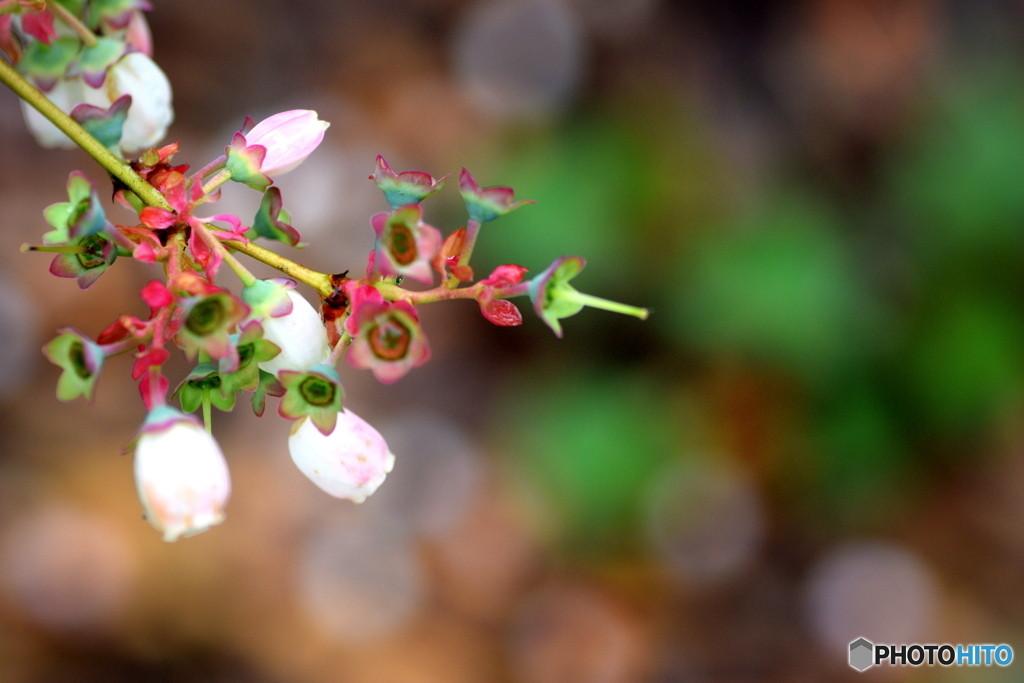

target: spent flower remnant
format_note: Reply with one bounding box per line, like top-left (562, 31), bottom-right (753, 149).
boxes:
top-left (2, 1), bottom-right (647, 542)
top-left (370, 203), bottom-right (442, 285)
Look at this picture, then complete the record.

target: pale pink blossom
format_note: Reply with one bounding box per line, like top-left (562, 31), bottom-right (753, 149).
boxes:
top-left (288, 410), bottom-right (395, 503)
top-left (245, 110), bottom-right (329, 177)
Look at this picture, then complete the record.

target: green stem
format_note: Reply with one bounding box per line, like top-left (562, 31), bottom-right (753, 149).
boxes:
top-left (376, 281), bottom-right (479, 304)
top-left (0, 58), bottom-right (171, 211)
top-left (47, 1), bottom-right (99, 48)
top-left (458, 218), bottom-right (481, 268)
top-left (108, 225), bottom-right (138, 253)
top-left (375, 280), bottom-right (529, 305)
top-left (190, 154), bottom-right (226, 183)
top-left (201, 168), bottom-right (232, 197)
top-left (100, 334), bottom-right (148, 357)
top-left (147, 365), bottom-right (166, 409)
top-left (327, 329), bottom-right (350, 365)
top-left (222, 239), bottom-right (332, 297)
top-left (201, 388), bottom-right (212, 434)
top-left (21, 243), bottom-right (87, 253)
top-left (559, 290), bottom-right (649, 319)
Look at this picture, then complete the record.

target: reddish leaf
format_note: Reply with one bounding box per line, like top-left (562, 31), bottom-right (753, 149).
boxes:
top-left (432, 227), bottom-right (466, 277)
top-left (139, 206), bottom-right (176, 230)
top-left (450, 264), bottom-right (474, 282)
top-left (97, 319), bottom-right (130, 345)
top-left (140, 280), bottom-right (172, 309)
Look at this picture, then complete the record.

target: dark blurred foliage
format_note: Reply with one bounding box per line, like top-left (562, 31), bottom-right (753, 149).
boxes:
top-left (4, 0), bottom-right (1024, 680)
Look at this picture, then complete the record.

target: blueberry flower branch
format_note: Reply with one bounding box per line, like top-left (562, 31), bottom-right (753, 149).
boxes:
top-left (3, 0), bottom-right (649, 542)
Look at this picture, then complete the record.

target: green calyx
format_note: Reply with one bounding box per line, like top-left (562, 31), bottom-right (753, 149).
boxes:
top-left (186, 297), bottom-right (226, 336)
top-left (218, 321), bottom-right (281, 392)
top-left (278, 364), bottom-right (344, 435)
top-left (43, 172), bottom-right (107, 245)
top-left (172, 364), bottom-right (235, 413)
top-left (528, 256), bottom-right (648, 338)
top-left (43, 329), bottom-right (105, 401)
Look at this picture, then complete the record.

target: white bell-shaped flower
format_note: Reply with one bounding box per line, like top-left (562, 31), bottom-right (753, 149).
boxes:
top-left (20, 53), bottom-right (173, 154)
top-left (134, 407), bottom-right (231, 542)
top-left (288, 410), bottom-right (395, 503)
top-left (255, 288), bottom-right (330, 376)
top-left (94, 52), bottom-right (174, 154)
top-left (20, 78), bottom-right (89, 149)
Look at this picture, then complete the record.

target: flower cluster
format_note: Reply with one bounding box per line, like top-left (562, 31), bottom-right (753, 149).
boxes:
top-left (4, 1), bottom-right (172, 154)
top-left (3, 1), bottom-right (647, 542)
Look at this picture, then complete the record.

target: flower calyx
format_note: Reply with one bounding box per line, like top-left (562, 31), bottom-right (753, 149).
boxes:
top-left (278, 364), bottom-right (345, 435)
top-left (43, 327), bottom-right (105, 401)
top-left (344, 285), bottom-right (430, 384)
top-left (459, 167), bottom-right (534, 223)
top-left (370, 204), bottom-right (442, 285)
top-left (370, 155), bottom-right (448, 209)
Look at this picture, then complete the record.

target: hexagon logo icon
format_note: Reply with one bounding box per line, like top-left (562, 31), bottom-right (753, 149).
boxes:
top-left (849, 638), bottom-right (874, 671)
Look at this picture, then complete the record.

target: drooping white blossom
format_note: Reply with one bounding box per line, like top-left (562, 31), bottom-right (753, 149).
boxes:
top-left (288, 410), bottom-right (395, 503)
top-left (252, 287), bottom-right (330, 376)
top-left (20, 52), bottom-right (173, 154)
top-left (134, 407), bottom-right (230, 542)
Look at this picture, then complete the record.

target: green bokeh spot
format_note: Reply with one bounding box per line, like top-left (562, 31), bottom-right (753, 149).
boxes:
top-left (810, 383), bottom-right (910, 526)
top-left (505, 370), bottom-right (674, 551)
top-left (673, 193), bottom-right (881, 383)
top-left (888, 68), bottom-right (1024, 263)
top-left (908, 295), bottom-right (1024, 436)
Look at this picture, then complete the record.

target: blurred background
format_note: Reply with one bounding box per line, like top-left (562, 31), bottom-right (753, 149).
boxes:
top-left (2, 0), bottom-right (1024, 680)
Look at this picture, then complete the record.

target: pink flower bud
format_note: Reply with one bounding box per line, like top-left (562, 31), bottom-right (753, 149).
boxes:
top-left (244, 110), bottom-right (329, 177)
top-left (134, 408), bottom-right (231, 542)
top-left (288, 410), bottom-right (395, 503)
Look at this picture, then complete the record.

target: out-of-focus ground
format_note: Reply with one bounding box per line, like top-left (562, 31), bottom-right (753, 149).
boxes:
top-left (3, 0), bottom-right (1024, 680)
